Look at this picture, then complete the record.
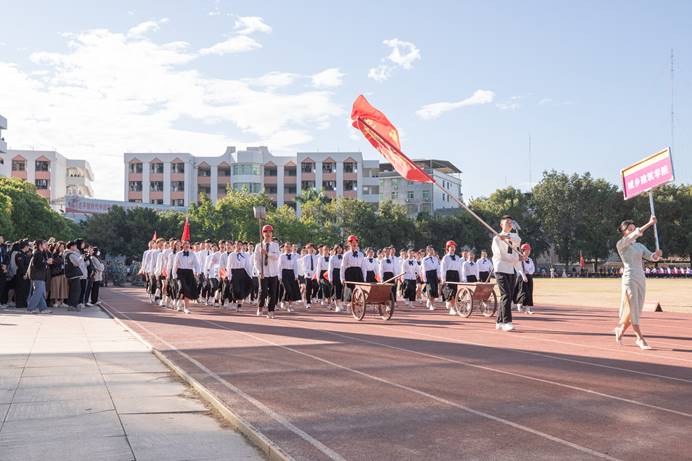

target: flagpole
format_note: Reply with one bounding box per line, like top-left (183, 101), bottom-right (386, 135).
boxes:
top-left (355, 117), bottom-right (498, 237)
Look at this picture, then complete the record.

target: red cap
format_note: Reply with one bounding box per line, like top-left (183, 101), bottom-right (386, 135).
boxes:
top-left (446, 240), bottom-right (457, 249)
top-left (521, 243), bottom-right (531, 251)
top-left (347, 235), bottom-right (359, 243)
top-left (262, 224), bottom-right (273, 233)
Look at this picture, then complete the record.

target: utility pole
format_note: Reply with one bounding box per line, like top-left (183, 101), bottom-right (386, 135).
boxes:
top-left (528, 133), bottom-right (532, 190)
top-left (671, 48), bottom-right (675, 152)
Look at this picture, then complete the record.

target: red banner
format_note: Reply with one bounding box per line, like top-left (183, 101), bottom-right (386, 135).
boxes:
top-left (181, 217), bottom-right (190, 242)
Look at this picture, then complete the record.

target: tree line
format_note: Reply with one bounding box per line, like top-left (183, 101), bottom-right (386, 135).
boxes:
top-left (1, 174), bottom-right (688, 267)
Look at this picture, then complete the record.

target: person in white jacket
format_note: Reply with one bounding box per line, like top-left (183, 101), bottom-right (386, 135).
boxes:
top-left (89, 248), bottom-right (105, 306)
top-left (492, 215), bottom-right (527, 332)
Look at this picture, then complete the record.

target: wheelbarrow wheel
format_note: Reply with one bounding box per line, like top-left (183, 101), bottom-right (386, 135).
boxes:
top-left (480, 290), bottom-right (498, 317)
top-left (351, 287), bottom-right (367, 321)
top-left (378, 294), bottom-right (395, 320)
top-left (456, 287), bottom-right (473, 317)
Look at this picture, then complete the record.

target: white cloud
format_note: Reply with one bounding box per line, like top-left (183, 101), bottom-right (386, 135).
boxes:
top-left (127, 18), bottom-right (168, 37)
top-left (496, 95), bottom-right (521, 111)
top-left (0, 24), bottom-right (342, 199)
top-left (199, 35), bottom-right (261, 55)
top-left (246, 71), bottom-right (299, 89)
top-left (234, 16), bottom-right (272, 35)
top-left (368, 38), bottom-right (420, 82)
top-left (311, 68), bottom-right (344, 88)
top-left (416, 89), bottom-right (495, 120)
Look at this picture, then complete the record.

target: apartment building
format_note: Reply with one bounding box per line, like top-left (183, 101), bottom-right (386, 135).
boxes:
top-left (124, 146), bottom-right (381, 211)
top-left (378, 159), bottom-right (463, 217)
top-left (4, 149), bottom-right (94, 201)
top-left (0, 114), bottom-right (7, 155)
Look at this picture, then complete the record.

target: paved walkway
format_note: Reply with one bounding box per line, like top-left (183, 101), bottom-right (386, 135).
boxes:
top-left (0, 306), bottom-right (264, 461)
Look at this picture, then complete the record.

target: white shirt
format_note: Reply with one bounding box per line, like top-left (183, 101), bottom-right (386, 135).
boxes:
top-left (492, 232), bottom-right (523, 275)
top-left (155, 249), bottom-right (172, 276)
top-left (205, 251), bottom-right (222, 279)
top-left (401, 258), bottom-right (419, 280)
top-left (318, 255), bottom-right (330, 272)
top-left (196, 249), bottom-right (212, 275)
top-left (378, 257), bottom-right (396, 281)
top-left (461, 260), bottom-right (479, 282)
top-left (363, 257), bottom-right (378, 274)
top-left (253, 241), bottom-right (281, 278)
top-left (140, 249), bottom-right (152, 274)
top-left (521, 257), bottom-right (535, 275)
top-left (327, 255), bottom-right (343, 282)
top-left (146, 249), bottom-right (161, 274)
top-left (173, 251), bottom-right (201, 277)
top-left (227, 251), bottom-right (252, 278)
top-left (421, 256), bottom-right (440, 282)
top-left (279, 253), bottom-right (299, 279)
top-left (440, 254), bottom-right (462, 282)
top-left (302, 254), bottom-right (319, 279)
top-left (477, 257), bottom-right (493, 273)
top-left (340, 250), bottom-right (367, 282)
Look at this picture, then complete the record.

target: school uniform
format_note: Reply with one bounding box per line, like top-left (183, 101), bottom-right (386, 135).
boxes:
top-left (441, 254), bottom-right (462, 301)
top-left (254, 241), bottom-right (281, 312)
top-left (401, 258), bottom-right (419, 302)
top-left (378, 256), bottom-right (397, 300)
top-left (318, 255), bottom-right (331, 299)
top-left (173, 250), bottom-right (201, 300)
top-left (141, 249), bottom-right (153, 291)
top-left (492, 232), bottom-right (524, 326)
top-left (462, 260), bottom-right (479, 283)
top-left (279, 253), bottom-right (301, 302)
top-left (328, 254), bottom-right (344, 300)
top-left (248, 254), bottom-right (259, 301)
top-left (227, 251), bottom-right (252, 303)
top-left (514, 257), bottom-right (535, 307)
top-left (340, 250), bottom-right (366, 303)
top-left (146, 249), bottom-right (160, 297)
top-left (166, 251), bottom-right (178, 300)
top-left (218, 250), bottom-right (232, 305)
top-left (302, 253), bottom-right (319, 305)
top-left (422, 255), bottom-right (440, 299)
top-left (196, 249), bottom-right (212, 300)
top-left (364, 257), bottom-right (378, 283)
top-left (205, 251), bottom-right (222, 302)
top-left (477, 257), bottom-right (493, 282)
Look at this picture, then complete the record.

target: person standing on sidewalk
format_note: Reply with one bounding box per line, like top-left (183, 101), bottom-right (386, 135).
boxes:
top-left (64, 241), bottom-right (84, 311)
top-left (0, 236), bottom-right (8, 307)
top-left (27, 240), bottom-right (53, 314)
top-left (254, 225), bottom-right (280, 319)
top-left (492, 215), bottom-right (527, 332)
top-left (13, 241), bottom-right (31, 309)
top-left (89, 247), bottom-right (105, 307)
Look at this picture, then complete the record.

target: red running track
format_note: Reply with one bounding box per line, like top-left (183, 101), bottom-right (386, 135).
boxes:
top-left (101, 287), bottom-right (692, 461)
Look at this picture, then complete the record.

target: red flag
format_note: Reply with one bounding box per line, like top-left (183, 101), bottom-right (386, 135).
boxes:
top-left (152, 231), bottom-right (157, 240)
top-left (351, 95), bottom-right (433, 183)
top-left (579, 251), bottom-right (585, 269)
top-left (181, 217), bottom-right (190, 242)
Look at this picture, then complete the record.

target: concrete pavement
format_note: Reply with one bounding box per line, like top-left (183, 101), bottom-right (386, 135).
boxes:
top-left (0, 306), bottom-right (265, 461)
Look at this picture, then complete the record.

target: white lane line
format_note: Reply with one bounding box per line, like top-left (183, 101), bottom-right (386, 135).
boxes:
top-left (187, 316), bottom-right (621, 461)
top-left (320, 327), bottom-right (692, 420)
top-left (102, 302), bottom-right (346, 461)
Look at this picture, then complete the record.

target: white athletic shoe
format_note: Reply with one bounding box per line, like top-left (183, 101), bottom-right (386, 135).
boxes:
top-left (77, 303), bottom-right (85, 309)
top-left (256, 308), bottom-right (262, 316)
top-left (306, 304), bottom-right (311, 310)
top-left (527, 307), bottom-right (533, 315)
top-left (502, 323), bottom-right (515, 332)
top-left (335, 305), bottom-right (342, 313)
top-left (267, 311), bottom-right (274, 319)
top-left (448, 308), bottom-right (455, 315)
top-left (183, 307), bottom-right (191, 314)
top-left (496, 323), bottom-right (504, 330)
top-left (320, 300), bottom-right (325, 306)
top-left (280, 302), bottom-right (285, 310)
top-left (516, 304), bottom-right (523, 312)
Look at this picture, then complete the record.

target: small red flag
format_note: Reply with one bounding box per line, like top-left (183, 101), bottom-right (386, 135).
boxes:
top-left (152, 231), bottom-right (157, 240)
top-left (579, 251), bottom-right (585, 269)
top-left (181, 217), bottom-right (190, 242)
top-left (351, 95), bottom-right (433, 183)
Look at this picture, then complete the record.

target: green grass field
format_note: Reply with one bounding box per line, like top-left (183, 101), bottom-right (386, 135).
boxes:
top-left (533, 278), bottom-right (692, 313)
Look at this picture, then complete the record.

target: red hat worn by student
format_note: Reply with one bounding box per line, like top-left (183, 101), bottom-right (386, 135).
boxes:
top-left (347, 235), bottom-right (359, 243)
top-left (446, 240), bottom-right (457, 249)
top-left (262, 225), bottom-right (273, 233)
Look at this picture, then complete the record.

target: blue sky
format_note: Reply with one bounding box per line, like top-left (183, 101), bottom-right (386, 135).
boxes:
top-left (0, 0), bottom-right (689, 199)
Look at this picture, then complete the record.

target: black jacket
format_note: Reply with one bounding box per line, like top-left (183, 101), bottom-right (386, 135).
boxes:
top-left (28, 250), bottom-right (49, 281)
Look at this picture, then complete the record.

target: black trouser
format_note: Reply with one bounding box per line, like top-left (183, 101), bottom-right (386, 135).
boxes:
top-left (90, 281), bottom-right (101, 304)
top-left (259, 276), bottom-right (279, 312)
top-left (0, 274), bottom-right (7, 304)
top-left (466, 275), bottom-right (478, 283)
top-left (304, 277), bottom-right (317, 304)
top-left (67, 277), bottom-right (81, 307)
top-left (15, 277), bottom-right (30, 308)
top-left (479, 271), bottom-right (490, 282)
top-left (79, 279), bottom-right (87, 305)
top-left (403, 279), bottom-right (417, 301)
top-left (495, 272), bottom-right (515, 324)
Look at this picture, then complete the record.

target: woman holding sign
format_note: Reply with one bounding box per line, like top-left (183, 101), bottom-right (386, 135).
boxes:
top-left (614, 215), bottom-right (662, 350)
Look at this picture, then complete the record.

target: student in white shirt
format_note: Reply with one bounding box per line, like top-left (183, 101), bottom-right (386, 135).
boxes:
top-left (302, 243), bottom-right (319, 309)
top-left (328, 245), bottom-right (344, 310)
top-left (462, 252), bottom-right (480, 283)
top-left (515, 243), bottom-right (536, 314)
top-left (421, 245), bottom-right (440, 310)
top-left (477, 250), bottom-right (493, 282)
top-left (492, 215), bottom-right (527, 331)
top-left (341, 235), bottom-right (366, 312)
top-left (317, 245), bottom-right (331, 305)
top-left (363, 248), bottom-right (378, 283)
top-left (172, 240), bottom-right (201, 314)
top-left (196, 240), bottom-right (213, 302)
top-left (441, 241), bottom-right (463, 315)
top-left (278, 242), bottom-right (300, 311)
top-left (378, 247), bottom-right (398, 301)
top-left (139, 241), bottom-right (155, 294)
top-left (228, 240), bottom-right (252, 311)
top-left (401, 249), bottom-right (418, 306)
top-left (254, 226), bottom-right (281, 318)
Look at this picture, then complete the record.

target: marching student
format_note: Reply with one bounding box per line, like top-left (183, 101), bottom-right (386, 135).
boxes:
top-left (415, 250), bottom-right (425, 304)
top-left (378, 247), bottom-right (397, 301)
top-left (254, 225), bottom-right (281, 319)
top-left (172, 240), bottom-right (201, 314)
top-left (441, 241), bottom-right (463, 315)
top-left (247, 243), bottom-right (260, 304)
top-left (166, 240), bottom-right (180, 307)
top-left (145, 239), bottom-right (163, 304)
top-left (196, 240), bottom-right (213, 303)
top-left (421, 245), bottom-right (440, 310)
top-left (477, 250), bottom-right (493, 282)
top-left (363, 247), bottom-right (378, 283)
top-left (297, 245), bottom-right (307, 304)
top-left (462, 252), bottom-right (479, 283)
top-left (328, 244), bottom-right (344, 311)
top-left (340, 235), bottom-right (366, 312)
top-left (139, 241), bottom-right (155, 293)
top-left (318, 245), bottom-right (332, 306)
top-left (278, 242), bottom-right (301, 312)
top-left (400, 249), bottom-right (419, 306)
top-left (492, 215), bottom-right (526, 332)
top-left (228, 240), bottom-right (253, 311)
top-left (217, 241), bottom-right (231, 307)
top-left (302, 243), bottom-right (319, 309)
top-left (154, 240), bottom-right (172, 307)
top-left (515, 243), bottom-right (535, 314)
top-left (204, 243), bottom-right (222, 306)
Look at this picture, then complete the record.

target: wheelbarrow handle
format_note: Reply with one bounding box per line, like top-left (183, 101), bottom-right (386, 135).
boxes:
top-left (381, 272), bottom-right (406, 285)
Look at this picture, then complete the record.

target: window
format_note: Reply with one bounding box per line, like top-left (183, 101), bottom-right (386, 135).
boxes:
top-left (218, 166), bottom-right (230, 177)
top-left (12, 160), bottom-right (25, 171)
top-left (301, 180), bottom-right (315, 190)
top-left (150, 199), bottom-right (164, 205)
top-left (344, 162), bottom-right (357, 173)
top-left (232, 163), bottom-right (261, 176)
top-left (129, 181), bottom-right (143, 192)
top-left (284, 185), bottom-right (296, 194)
top-left (129, 199), bottom-right (142, 203)
top-left (362, 185), bottom-right (379, 195)
top-left (264, 166), bottom-right (277, 176)
top-left (198, 185), bottom-right (211, 196)
top-left (322, 163), bottom-right (335, 173)
top-left (35, 160), bottom-right (50, 171)
top-left (171, 199), bottom-right (185, 206)
top-left (198, 167), bottom-right (211, 177)
top-left (391, 191), bottom-right (398, 200)
top-left (171, 162), bottom-right (185, 174)
top-left (150, 181), bottom-right (163, 192)
top-left (301, 162), bottom-right (314, 173)
top-left (171, 181), bottom-right (185, 192)
top-left (392, 179), bottom-right (399, 190)
top-left (422, 190), bottom-right (431, 202)
top-left (285, 166), bottom-right (297, 177)
top-left (67, 168), bottom-right (83, 178)
top-left (232, 182), bottom-right (261, 193)
top-left (285, 201), bottom-right (297, 210)
top-left (129, 162), bottom-right (143, 174)
top-left (343, 180), bottom-right (357, 191)
top-left (322, 180), bottom-right (336, 191)
top-left (407, 191), bottom-right (415, 201)
top-left (151, 162), bottom-right (164, 174)
top-left (265, 185), bottom-right (277, 194)
top-left (35, 179), bottom-right (49, 190)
